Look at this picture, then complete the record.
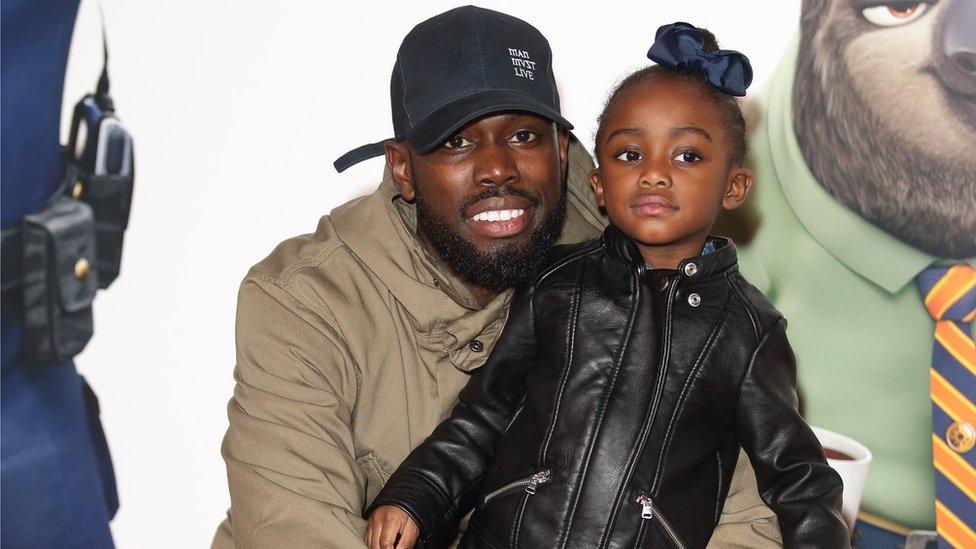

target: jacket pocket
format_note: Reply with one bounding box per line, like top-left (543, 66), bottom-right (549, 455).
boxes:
top-left (634, 493), bottom-right (688, 549)
top-left (474, 469), bottom-right (552, 548)
top-left (481, 468), bottom-right (551, 507)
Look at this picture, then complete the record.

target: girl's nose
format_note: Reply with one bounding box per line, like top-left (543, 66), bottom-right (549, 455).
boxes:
top-left (639, 161), bottom-right (671, 189)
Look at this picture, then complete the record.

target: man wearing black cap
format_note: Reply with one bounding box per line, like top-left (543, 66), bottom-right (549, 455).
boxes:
top-left (214, 6), bottom-right (781, 548)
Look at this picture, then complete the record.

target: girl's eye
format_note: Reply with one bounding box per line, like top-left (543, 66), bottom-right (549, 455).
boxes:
top-left (444, 135), bottom-right (474, 149)
top-left (673, 151), bottom-right (702, 164)
top-left (861, 3), bottom-right (928, 26)
top-left (510, 130), bottom-right (538, 144)
top-left (614, 150), bottom-right (642, 162)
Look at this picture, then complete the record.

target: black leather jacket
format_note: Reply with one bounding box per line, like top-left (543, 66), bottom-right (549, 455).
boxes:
top-left (368, 225), bottom-right (847, 548)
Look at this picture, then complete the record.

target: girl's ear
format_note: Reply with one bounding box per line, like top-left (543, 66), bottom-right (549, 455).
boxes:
top-left (385, 141), bottom-right (416, 202)
top-left (588, 168), bottom-right (606, 208)
top-left (722, 168), bottom-right (754, 210)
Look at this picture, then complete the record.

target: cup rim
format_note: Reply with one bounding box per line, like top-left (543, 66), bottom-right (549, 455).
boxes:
top-left (811, 426), bottom-right (873, 465)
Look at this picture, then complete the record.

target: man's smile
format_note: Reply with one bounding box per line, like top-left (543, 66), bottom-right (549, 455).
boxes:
top-left (465, 195), bottom-right (535, 238)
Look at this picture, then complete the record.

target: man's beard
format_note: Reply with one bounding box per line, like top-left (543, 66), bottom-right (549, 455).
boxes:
top-left (793, 34), bottom-right (976, 258)
top-left (414, 181), bottom-right (567, 294)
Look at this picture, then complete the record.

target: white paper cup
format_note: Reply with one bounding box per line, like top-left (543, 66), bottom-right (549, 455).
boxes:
top-left (811, 426), bottom-right (873, 529)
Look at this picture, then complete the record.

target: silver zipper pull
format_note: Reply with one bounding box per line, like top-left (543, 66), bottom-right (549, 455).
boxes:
top-left (525, 469), bottom-right (551, 495)
top-left (636, 494), bottom-right (653, 520)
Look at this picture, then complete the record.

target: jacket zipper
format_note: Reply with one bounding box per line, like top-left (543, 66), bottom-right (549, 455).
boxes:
top-left (482, 469), bottom-right (551, 505)
top-left (635, 493), bottom-right (686, 549)
top-left (599, 275), bottom-right (678, 548)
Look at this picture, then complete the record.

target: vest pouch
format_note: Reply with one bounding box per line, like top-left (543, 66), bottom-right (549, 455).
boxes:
top-left (76, 170), bottom-right (133, 289)
top-left (21, 196), bottom-right (99, 363)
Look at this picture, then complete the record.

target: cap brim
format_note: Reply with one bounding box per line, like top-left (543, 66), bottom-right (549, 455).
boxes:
top-left (406, 89), bottom-right (573, 153)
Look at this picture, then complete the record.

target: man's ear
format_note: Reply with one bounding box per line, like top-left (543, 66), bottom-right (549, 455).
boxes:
top-left (588, 168), bottom-right (606, 208)
top-left (557, 128), bottom-right (570, 174)
top-left (385, 141), bottom-right (416, 202)
top-left (722, 168), bottom-right (754, 210)
top-left (552, 122), bottom-right (570, 180)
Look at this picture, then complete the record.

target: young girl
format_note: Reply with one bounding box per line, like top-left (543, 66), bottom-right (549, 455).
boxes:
top-left (365, 23), bottom-right (848, 549)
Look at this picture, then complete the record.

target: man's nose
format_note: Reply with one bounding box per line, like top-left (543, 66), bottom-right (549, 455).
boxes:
top-left (938, 0), bottom-right (976, 94)
top-left (473, 141), bottom-right (519, 187)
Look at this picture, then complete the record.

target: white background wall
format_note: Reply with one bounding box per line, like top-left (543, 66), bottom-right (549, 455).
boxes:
top-left (61, 1), bottom-right (801, 546)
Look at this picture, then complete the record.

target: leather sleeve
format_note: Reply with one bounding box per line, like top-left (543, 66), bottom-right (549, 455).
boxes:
top-left (365, 281), bottom-right (538, 543)
top-left (734, 318), bottom-right (849, 549)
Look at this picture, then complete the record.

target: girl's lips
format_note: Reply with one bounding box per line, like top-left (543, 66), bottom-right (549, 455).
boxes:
top-left (631, 195), bottom-right (677, 217)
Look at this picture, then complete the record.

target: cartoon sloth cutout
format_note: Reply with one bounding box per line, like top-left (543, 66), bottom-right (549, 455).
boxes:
top-left (734, 0), bottom-right (976, 533)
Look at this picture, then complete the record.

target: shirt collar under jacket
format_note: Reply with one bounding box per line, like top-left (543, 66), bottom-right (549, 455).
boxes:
top-left (762, 36), bottom-right (975, 294)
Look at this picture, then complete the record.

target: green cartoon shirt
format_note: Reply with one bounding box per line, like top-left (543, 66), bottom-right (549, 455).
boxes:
top-left (738, 36), bottom-right (976, 530)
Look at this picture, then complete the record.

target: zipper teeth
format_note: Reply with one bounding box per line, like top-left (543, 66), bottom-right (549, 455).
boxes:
top-left (653, 502), bottom-right (686, 549)
top-left (482, 470), bottom-right (550, 504)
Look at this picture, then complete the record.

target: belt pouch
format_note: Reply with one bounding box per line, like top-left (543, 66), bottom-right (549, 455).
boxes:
top-left (77, 171), bottom-right (132, 288)
top-left (21, 196), bottom-right (99, 363)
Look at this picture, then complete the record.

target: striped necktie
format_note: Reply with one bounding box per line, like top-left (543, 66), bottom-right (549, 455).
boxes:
top-left (917, 264), bottom-right (976, 548)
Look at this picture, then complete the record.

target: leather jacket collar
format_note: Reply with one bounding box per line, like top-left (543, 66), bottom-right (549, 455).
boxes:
top-left (601, 223), bottom-right (739, 280)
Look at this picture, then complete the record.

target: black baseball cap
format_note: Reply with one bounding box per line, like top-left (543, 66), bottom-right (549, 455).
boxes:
top-left (333, 5), bottom-right (572, 172)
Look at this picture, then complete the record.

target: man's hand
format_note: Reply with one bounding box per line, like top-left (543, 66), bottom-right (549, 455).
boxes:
top-left (366, 505), bottom-right (420, 549)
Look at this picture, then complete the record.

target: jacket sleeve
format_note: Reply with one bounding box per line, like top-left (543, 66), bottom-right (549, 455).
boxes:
top-left (220, 278), bottom-right (368, 549)
top-left (365, 281), bottom-right (538, 543)
top-left (734, 318), bottom-right (848, 549)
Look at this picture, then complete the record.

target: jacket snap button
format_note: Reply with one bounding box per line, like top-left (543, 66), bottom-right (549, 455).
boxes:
top-left (688, 293), bottom-right (701, 307)
top-left (683, 263), bottom-right (698, 276)
top-left (468, 339), bottom-right (485, 353)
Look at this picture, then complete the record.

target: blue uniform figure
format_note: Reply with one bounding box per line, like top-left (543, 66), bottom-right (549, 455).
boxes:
top-left (2, 0), bottom-right (118, 546)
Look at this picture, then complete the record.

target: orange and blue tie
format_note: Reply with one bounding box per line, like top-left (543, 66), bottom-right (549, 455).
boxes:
top-left (918, 264), bottom-right (976, 548)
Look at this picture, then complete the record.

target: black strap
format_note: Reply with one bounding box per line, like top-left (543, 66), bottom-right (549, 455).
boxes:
top-left (333, 139), bottom-right (390, 173)
top-left (94, 5), bottom-right (114, 111)
top-left (1, 162), bottom-right (76, 292)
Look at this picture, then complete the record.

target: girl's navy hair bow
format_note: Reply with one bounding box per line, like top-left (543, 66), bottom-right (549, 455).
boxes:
top-left (646, 22), bottom-right (753, 97)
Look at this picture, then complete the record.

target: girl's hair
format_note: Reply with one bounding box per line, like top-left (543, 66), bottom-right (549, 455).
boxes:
top-left (594, 28), bottom-right (747, 166)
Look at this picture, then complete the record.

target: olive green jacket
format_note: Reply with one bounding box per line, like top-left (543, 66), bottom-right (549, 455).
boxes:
top-left (213, 138), bottom-right (783, 548)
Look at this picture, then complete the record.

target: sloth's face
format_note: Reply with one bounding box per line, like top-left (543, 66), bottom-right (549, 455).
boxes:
top-left (795, 0), bottom-right (976, 258)
top-left (833, 0), bottom-right (976, 161)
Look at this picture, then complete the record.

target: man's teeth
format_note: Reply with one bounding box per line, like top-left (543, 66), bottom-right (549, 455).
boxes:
top-left (471, 209), bottom-right (525, 222)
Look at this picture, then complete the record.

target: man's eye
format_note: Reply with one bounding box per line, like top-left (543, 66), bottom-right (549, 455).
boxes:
top-left (861, 3), bottom-right (929, 26)
top-left (614, 150), bottom-right (642, 162)
top-left (673, 151), bottom-right (702, 164)
top-left (443, 135), bottom-right (474, 149)
top-left (510, 130), bottom-right (538, 144)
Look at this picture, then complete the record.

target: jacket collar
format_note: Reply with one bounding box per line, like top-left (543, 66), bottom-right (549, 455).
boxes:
top-left (602, 223), bottom-right (738, 280)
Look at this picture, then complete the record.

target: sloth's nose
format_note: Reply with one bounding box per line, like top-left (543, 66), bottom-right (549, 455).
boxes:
top-left (939, 0), bottom-right (976, 92)
top-left (950, 51), bottom-right (976, 77)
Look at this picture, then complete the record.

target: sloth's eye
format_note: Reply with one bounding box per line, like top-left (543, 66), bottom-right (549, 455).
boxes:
top-left (861, 3), bottom-right (929, 26)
